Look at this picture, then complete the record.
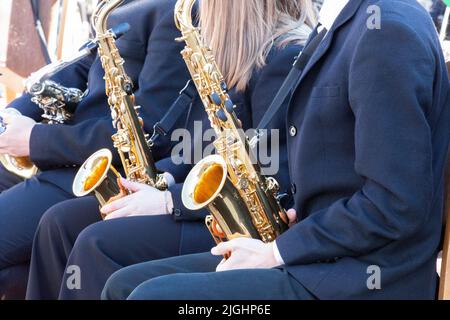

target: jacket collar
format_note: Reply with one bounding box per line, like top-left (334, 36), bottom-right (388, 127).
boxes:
top-left (295, 0), bottom-right (365, 87)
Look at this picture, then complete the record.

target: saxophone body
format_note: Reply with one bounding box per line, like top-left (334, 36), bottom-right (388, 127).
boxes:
top-left (27, 79), bottom-right (83, 124)
top-left (73, 0), bottom-right (166, 208)
top-left (0, 57), bottom-right (85, 179)
top-left (176, 0), bottom-right (288, 244)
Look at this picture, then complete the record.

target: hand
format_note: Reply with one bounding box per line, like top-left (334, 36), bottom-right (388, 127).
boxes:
top-left (211, 238), bottom-right (281, 272)
top-left (286, 208), bottom-right (298, 227)
top-left (0, 112), bottom-right (35, 157)
top-left (101, 177), bottom-right (173, 220)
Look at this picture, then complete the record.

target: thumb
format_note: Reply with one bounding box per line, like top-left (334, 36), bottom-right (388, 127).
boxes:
top-left (120, 177), bottom-right (146, 193)
top-left (211, 241), bottom-right (234, 256)
top-left (103, 207), bottom-right (130, 220)
top-left (286, 208), bottom-right (297, 226)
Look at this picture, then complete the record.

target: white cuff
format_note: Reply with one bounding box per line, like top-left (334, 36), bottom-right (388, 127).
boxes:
top-left (273, 241), bottom-right (285, 266)
top-left (163, 172), bottom-right (176, 187)
top-left (4, 108), bottom-right (21, 116)
top-left (165, 191), bottom-right (174, 215)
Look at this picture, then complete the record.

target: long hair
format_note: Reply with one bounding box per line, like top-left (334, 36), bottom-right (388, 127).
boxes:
top-left (199, 0), bottom-right (317, 91)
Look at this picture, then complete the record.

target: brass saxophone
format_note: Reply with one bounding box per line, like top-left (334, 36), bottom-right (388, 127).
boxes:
top-left (175, 0), bottom-right (288, 245)
top-left (26, 79), bottom-right (82, 124)
top-left (0, 63), bottom-right (84, 179)
top-left (0, 111), bottom-right (37, 179)
top-left (73, 0), bottom-right (166, 208)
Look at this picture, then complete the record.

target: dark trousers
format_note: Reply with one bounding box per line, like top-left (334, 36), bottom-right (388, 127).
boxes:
top-left (0, 164), bottom-right (73, 299)
top-left (26, 197), bottom-right (100, 300)
top-left (0, 163), bottom-right (23, 192)
top-left (102, 252), bottom-right (316, 300)
top-left (27, 196), bottom-right (214, 300)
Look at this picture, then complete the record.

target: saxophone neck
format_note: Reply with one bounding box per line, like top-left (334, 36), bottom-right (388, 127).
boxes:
top-left (174, 0), bottom-right (196, 33)
top-left (92, 0), bottom-right (124, 37)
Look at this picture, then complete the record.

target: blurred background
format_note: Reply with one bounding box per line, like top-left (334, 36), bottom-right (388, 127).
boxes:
top-left (0, 0), bottom-right (97, 107)
top-left (0, 0), bottom-right (447, 109)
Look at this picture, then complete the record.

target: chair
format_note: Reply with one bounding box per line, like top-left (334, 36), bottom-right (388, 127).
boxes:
top-left (439, 148), bottom-right (450, 300)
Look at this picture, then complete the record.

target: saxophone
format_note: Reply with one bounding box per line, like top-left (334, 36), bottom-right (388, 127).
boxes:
top-left (0, 60), bottom-right (85, 179)
top-left (176, 0), bottom-right (288, 245)
top-left (26, 79), bottom-right (82, 124)
top-left (73, 0), bottom-right (166, 208)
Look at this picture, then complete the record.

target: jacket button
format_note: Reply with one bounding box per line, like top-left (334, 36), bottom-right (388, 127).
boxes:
top-left (291, 183), bottom-right (297, 195)
top-left (173, 209), bottom-right (182, 217)
top-left (289, 126), bottom-right (297, 137)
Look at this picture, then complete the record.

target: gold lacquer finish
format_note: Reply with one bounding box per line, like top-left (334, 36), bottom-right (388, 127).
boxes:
top-left (73, 0), bottom-right (167, 211)
top-left (73, 149), bottom-right (123, 209)
top-left (176, 0), bottom-right (289, 247)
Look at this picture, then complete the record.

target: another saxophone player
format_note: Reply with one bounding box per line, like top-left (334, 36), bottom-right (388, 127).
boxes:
top-left (103, 0), bottom-right (450, 300)
top-left (0, 0), bottom-right (191, 299)
top-left (26, 0), bottom-right (316, 300)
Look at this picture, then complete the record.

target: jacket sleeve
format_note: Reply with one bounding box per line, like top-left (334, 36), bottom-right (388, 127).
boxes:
top-left (276, 20), bottom-right (437, 265)
top-left (7, 54), bottom-right (94, 121)
top-left (169, 182), bottom-right (210, 222)
top-left (29, 116), bottom-right (118, 170)
top-left (130, 8), bottom-right (189, 160)
top-left (29, 9), bottom-right (188, 169)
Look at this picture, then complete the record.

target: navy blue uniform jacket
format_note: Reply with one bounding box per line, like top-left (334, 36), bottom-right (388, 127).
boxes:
top-left (276, 0), bottom-right (450, 299)
top-left (7, 0), bottom-right (190, 193)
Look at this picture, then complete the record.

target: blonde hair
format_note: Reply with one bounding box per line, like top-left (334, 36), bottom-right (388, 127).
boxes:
top-left (199, 0), bottom-right (317, 91)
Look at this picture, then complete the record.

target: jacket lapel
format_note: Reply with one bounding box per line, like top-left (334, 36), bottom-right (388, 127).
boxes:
top-left (294, 0), bottom-right (365, 89)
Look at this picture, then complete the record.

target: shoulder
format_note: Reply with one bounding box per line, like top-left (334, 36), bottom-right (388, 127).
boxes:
top-left (267, 44), bottom-right (304, 66)
top-left (117, 0), bottom-right (177, 17)
top-left (108, 0), bottom-right (180, 48)
top-left (111, 0), bottom-right (178, 32)
top-left (359, 0), bottom-right (436, 40)
top-left (349, 0), bottom-right (439, 63)
top-left (251, 43), bottom-right (303, 86)
top-left (247, 43), bottom-right (303, 104)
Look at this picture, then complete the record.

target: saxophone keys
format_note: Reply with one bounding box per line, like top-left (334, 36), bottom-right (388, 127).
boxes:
top-left (215, 109), bottom-right (228, 122)
top-left (120, 102), bottom-right (127, 113)
top-left (210, 92), bottom-right (222, 106)
top-left (238, 178), bottom-right (250, 190)
top-left (191, 52), bottom-right (202, 66)
top-left (211, 71), bottom-right (221, 83)
top-left (123, 82), bottom-right (133, 95)
top-left (224, 99), bottom-right (234, 113)
top-left (220, 81), bottom-right (228, 91)
top-left (203, 63), bottom-right (213, 75)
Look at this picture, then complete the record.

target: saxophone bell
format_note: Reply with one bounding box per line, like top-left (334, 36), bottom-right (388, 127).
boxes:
top-left (0, 154), bottom-right (37, 179)
top-left (182, 155), bottom-right (262, 243)
top-left (0, 112), bottom-right (38, 179)
top-left (72, 149), bottom-right (125, 212)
